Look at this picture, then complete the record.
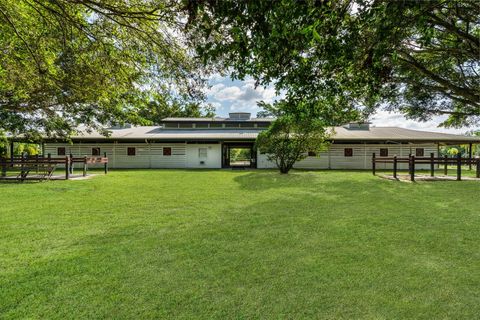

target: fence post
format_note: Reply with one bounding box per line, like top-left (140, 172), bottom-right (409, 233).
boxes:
top-left (430, 153), bottom-right (434, 177)
top-left (410, 155), bottom-right (415, 182)
top-left (65, 156), bottom-right (70, 180)
top-left (9, 141), bottom-right (14, 165)
top-left (104, 152), bottom-right (108, 174)
top-left (1, 157), bottom-right (6, 177)
top-left (69, 153), bottom-right (73, 174)
top-left (456, 153), bottom-right (461, 181)
top-left (476, 158), bottom-right (480, 178)
top-left (393, 155), bottom-right (397, 179)
top-left (372, 153), bottom-right (376, 176)
top-left (444, 155), bottom-right (448, 176)
top-left (83, 156), bottom-right (87, 177)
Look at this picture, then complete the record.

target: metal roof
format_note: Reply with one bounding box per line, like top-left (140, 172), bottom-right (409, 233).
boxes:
top-left (161, 117), bottom-right (275, 122)
top-left (70, 127), bottom-right (261, 140)
top-left (65, 126), bottom-right (480, 143)
top-left (331, 126), bottom-right (480, 142)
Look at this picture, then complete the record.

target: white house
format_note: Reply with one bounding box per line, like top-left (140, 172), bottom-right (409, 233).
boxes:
top-left (42, 112), bottom-right (480, 170)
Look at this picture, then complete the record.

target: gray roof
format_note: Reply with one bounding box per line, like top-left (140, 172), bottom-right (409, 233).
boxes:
top-left (71, 127), bottom-right (261, 140)
top-left (162, 117), bottom-right (275, 122)
top-left (66, 125), bottom-right (480, 143)
top-left (331, 126), bottom-right (480, 142)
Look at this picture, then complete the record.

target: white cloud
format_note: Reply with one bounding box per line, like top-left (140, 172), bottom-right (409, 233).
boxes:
top-left (208, 77), bottom-right (278, 108)
top-left (214, 86), bottom-right (243, 101)
top-left (370, 110), bottom-right (470, 134)
top-left (206, 76), bottom-right (472, 134)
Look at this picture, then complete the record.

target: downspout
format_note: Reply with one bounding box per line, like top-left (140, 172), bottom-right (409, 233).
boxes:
top-left (148, 139), bottom-right (152, 169)
top-left (363, 142), bottom-right (367, 169)
top-left (113, 141), bottom-right (117, 168)
top-left (328, 142), bottom-right (332, 169)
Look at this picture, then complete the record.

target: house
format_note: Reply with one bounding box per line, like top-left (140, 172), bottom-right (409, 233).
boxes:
top-left (42, 112), bottom-right (480, 170)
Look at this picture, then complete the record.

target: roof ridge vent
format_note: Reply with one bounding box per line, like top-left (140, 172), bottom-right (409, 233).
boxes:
top-left (228, 112), bottom-right (251, 121)
top-left (110, 123), bottom-right (132, 129)
top-left (343, 122), bottom-right (370, 130)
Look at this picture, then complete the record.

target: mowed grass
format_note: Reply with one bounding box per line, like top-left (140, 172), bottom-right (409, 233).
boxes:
top-left (0, 170), bottom-right (479, 319)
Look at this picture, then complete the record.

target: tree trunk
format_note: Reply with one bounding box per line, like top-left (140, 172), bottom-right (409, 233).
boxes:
top-left (279, 166), bottom-right (290, 174)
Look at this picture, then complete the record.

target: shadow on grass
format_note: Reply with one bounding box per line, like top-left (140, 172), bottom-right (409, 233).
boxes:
top-left (2, 178), bottom-right (478, 318)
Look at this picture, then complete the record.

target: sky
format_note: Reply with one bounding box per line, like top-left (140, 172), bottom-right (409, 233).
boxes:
top-left (206, 75), bottom-right (472, 134)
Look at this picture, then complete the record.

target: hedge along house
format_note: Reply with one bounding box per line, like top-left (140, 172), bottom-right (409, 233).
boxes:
top-left (41, 112), bottom-right (480, 170)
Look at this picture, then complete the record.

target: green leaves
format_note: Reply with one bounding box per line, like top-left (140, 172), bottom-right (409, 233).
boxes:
top-left (0, 0), bottom-right (209, 138)
top-left (186, 0), bottom-right (480, 128)
top-left (256, 99), bottom-right (330, 174)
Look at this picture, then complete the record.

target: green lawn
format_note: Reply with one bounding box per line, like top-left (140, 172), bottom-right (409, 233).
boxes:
top-left (1, 170), bottom-right (479, 319)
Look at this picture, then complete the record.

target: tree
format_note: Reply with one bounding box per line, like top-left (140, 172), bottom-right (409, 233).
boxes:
top-left (0, 0), bottom-right (211, 138)
top-left (137, 93), bottom-right (215, 125)
top-left (256, 100), bottom-right (330, 174)
top-left (186, 0), bottom-right (479, 127)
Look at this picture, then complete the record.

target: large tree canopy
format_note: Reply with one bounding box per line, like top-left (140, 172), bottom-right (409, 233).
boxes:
top-left (186, 0), bottom-right (480, 127)
top-left (0, 0), bottom-right (212, 138)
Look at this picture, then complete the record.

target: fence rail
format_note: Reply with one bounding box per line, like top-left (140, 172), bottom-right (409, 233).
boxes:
top-left (1, 153), bottom-right (108, 180)
top-left (372, 153), bottom-right (480, 181)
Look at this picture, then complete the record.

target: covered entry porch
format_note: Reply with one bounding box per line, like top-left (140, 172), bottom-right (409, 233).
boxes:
top-left (222, 142), bottom-right (257, 168)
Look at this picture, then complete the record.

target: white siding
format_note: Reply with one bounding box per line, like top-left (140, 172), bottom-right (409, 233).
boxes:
top-left (150, 143), bottom-right (186, 168)
top-left (186, 144), bottom-right (221, 168)
top-left (44, 142), bottom-right (187, 169)
top-left (256, 143), bottom-right (438, 170)
top-left (44, 142), bottom-right (439, 170)
top-left (257, 151), bottom-right (277, 169)
top-left (294, 150), bottom-right (329, 169)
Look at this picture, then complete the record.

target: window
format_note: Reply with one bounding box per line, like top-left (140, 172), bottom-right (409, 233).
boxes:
top-left (308, 151), bottom-right (317, 157)
top-left (57, 147), bottom-right (66, 156)
top-left (225, 123), bottom-right (240, 128)
top-left (380, 148), bottom-right (388, 157)
top-left (209, 123), bottom-right (223, 128)
top-left (179, 123), bottom-right (193, 128)
top-left (92, 147), bottom-right (101, 156)
top-left (344, 148), bottom-right (353, 157)
top-left (163, 147), bottom-right (172, 156)
top-left (256, 123), bottom-right (270, 128)
top-left (239, 123), bottom-right (255, 128)
top-left (195, 122), bottom-right (209, 128)
top-left (127, 147), bottom-right (136, 156)
top-left (415, 148), bottom-right (424, 157)
top-left (198, 148), bottom-right (208, 158)
top-left (164, 123), bottom-right (179, 128)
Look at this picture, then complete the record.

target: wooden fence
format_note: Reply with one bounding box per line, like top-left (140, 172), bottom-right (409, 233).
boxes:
top-left (372, 153), bottom-right (480, 181)
top-left (1, 153), bottom-right (108, 180)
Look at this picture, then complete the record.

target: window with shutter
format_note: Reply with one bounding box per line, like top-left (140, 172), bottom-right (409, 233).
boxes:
top-left (163, 147), bottom-right (172, 156)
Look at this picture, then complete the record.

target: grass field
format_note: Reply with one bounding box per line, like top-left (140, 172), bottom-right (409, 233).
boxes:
top-left (1, 170), bottom-right (479, 319)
